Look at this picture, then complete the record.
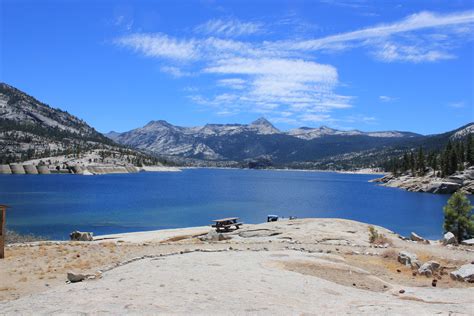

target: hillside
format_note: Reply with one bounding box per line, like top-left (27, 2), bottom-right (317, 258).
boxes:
top-left (0, 83), bottom-right (159, 167)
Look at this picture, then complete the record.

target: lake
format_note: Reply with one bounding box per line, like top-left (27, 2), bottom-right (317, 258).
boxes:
top-left (0, 168), bottom-right (469, 240)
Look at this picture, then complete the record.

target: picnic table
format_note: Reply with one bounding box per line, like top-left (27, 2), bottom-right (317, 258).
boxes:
top-left (211, 217), bottom-right (243, 232)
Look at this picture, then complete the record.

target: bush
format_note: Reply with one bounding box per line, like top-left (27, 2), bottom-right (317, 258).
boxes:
top-left (368, 225), bottom-right (391, 245)
top-left (443, 192), bottom-right (474, 242)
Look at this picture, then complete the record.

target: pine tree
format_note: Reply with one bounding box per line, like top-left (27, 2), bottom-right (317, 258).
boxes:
top-left (448, 148), bottom-right (458, 175)
top-left (431, 154), bottom-right (438, 176)
top-left (402, 153), bottom-right (410, 173)
top-left (410, 152), bottom-right (416, 176)
top-left (466, 134), bottom-right (474, 166)
top-left (457, 141), bottom-right (465, 171)
top-left (416, 146), bottom-right (425, 176)
top-left (443, 192), bottom-right (474, 242)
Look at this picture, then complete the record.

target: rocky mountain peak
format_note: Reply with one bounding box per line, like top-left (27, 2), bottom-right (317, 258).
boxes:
top-left (250, 117), bottom-right (280, 134)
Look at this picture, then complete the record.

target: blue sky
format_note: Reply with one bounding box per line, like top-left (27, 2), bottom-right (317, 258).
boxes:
top-left (1, 0), bottom-right (473, 134)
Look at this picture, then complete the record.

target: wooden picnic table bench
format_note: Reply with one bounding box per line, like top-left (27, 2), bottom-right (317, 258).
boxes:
top-left (211, 217), bottom-right (243, 232)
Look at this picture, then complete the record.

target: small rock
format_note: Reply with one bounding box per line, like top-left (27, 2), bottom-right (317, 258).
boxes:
top-left (67, 272), bottom-right (86, 283)
top-left (398, 251), bottom-right (417, 266)
top-left (399, 289), bottom-right (405, 294)
top-left (432, 279), bottom-right (437, 287)
top-left (442, 232), bottom-right (457, 245)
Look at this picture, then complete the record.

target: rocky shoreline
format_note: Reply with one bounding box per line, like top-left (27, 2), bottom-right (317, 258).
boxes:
top-left (371, 167), bottom-right (474, 194)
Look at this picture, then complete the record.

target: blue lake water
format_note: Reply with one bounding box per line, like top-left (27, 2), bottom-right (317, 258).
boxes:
top-left (1, 168), bottom-right (469, 240)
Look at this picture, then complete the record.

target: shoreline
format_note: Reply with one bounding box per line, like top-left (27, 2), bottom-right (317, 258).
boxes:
top-left (0, 164), bottom-right (386, 176)
top-left (372, 168), bottom-right (474, 195)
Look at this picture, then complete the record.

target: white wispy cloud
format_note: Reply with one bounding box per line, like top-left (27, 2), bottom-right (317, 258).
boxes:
top-left (115, 33), bottom-right (198, 60)
top-left (373, 42), bottom-right (455, 63)
top-left (194, 18), bottom-right (262, 37)
top-left (284, 11), bottom-right (474, 51)
top-left (114, 10), bottom-right (473, 126)
top-left (198, 57), bottom-right (350, 117)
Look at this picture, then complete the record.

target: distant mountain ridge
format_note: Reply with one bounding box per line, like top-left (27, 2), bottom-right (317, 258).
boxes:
top-left (105, 118), bottom-right (449, 167)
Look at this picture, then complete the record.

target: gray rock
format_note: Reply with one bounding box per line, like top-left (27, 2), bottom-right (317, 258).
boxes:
top-left (410, 232), bottom-right (426, 242)
top-left (461, 238), bottom-right (474, 246)
top-left (67, 272), bottom-right (86, 283)
top-left (442, 232), bottom-right (457, 245)
top-left (450, 263), bottom-right (474, 282)
top-left (398, 251), bottom-right (417, 266)
top-left (424, 181), bottom-right (461, 194)
top-left (418, 261), bottom-right (440, 276)
top-left (69, 231), bottom-right (94, 241)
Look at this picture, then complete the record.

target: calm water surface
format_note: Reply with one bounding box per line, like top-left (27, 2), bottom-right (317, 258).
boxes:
top-left (1, 168), bottom-right (469, 240)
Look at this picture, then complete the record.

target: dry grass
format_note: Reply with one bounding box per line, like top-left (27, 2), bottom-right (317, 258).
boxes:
top-left (381, 249), bottom-right (398, 260)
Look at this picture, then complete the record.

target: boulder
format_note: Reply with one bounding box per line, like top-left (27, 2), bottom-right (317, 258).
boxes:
top-left (198, 231), bottom-right (230, 242)
top-left (398, 251), bottom-right (417, 266)
top-left (446, 176), bottom-right (464, 185)
top-left (423, 181), bottom-right (461, 194)
top-left (67, 272), bottom-right (86, 283)
top-left (450, 263), bottom-right (474, 282)
top-left (410, 232), bottom-right (426, 242)
top-left (461, 238), bottom-right (474, 246)
top-left (418, 261), bottom-right (440, 277)
top-left (70, 231), bottom-right (93, 241)
top-left (442, 232), bottom-right (457, 245)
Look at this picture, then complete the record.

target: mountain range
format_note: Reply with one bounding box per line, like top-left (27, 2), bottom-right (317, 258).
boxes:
top-left (106, 118), bottom-right (473, 169)
top-left (1, 82), bottom-right (472, 170)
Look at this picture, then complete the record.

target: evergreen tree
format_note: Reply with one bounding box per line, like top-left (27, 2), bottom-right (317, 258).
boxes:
top-left (410, 152), bottom-right (416, 176)
top-left (443, 192), bottom-right (474, 242)
top-left (416, 146), bottom-right (425, 176)
top-left (448, 147), bottom-right (458, 175)
top-left (402, 153), bottom-right (410, 173)
top-left (466, 134), bottom-right (474, 166)
top-left (457, 141), bottom-right (465, 171)
top-left (431, 154), bottom-right (438, 176)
